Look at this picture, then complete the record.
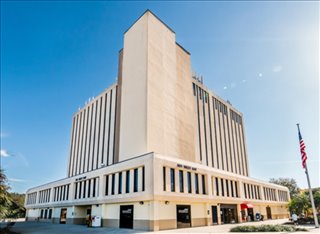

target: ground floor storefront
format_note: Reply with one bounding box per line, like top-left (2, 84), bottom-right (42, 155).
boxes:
top-left (26, 200), bottom-right (289, 231)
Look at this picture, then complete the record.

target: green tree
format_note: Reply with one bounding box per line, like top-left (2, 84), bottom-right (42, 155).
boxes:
top-left (269, 178), bottom-right (300, 198)
top-left (288, 193), bottom-right (311, 215)
top-left (0, 169), bottom-right (13, 219)
top-left (0, 170), bottom-right (26, 219)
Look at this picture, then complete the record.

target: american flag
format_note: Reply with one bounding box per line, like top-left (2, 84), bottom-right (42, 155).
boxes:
top-left (298, 129), bottom-right (308, 169)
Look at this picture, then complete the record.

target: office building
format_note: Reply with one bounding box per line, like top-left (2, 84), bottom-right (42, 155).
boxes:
top-left (25, 10), bottom-right (290, 231)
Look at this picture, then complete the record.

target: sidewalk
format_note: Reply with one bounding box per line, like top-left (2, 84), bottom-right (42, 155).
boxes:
top-left (9, 218), bottom-right (319, 234)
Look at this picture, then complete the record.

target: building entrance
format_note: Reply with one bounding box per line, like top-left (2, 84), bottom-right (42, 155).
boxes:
top-left (176, 205), bottom-right (191, 228)
top-left (247, 208), bottom-right (254, 221)
top-left (211, 206), bottom-right (218, 224)
top-left (120, 205), bottom-right (134, 229)
top-left (266, 206), bottom-right (272, 219)
top-left (60, 208), bottom-right (67, 224)
top-left (220, 204), bottom-right (237, 224)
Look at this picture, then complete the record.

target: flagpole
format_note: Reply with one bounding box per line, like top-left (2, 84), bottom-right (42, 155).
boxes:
top-left (297, 124), bottom-right (319, 228)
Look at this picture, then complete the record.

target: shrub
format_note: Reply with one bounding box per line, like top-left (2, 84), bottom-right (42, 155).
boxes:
top-left (230, 224), bottom-right (308, 232)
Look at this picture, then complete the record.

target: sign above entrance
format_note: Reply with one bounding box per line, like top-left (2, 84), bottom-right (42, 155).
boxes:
top-left (177, 164), bottom-right (197, 171)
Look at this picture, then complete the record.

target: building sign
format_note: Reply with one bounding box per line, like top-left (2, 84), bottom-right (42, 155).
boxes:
top-left (177, 164), bottom-right (197, 171)
top-left (75, 176), bottom-right (86, 182)
top-left (122, 209), bottom-right (132, 214)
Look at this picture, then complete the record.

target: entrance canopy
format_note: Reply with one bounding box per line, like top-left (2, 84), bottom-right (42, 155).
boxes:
top-left (240, 203), bottom-right (254, 210)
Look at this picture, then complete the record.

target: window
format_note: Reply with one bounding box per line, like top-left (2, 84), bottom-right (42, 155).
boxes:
top-left (142, 166), bottom-right (145, 191)
top-left (195, 174), bottom-right (199, 194)
top-left (170, 168), bottom-right (175, 192)
top-left (88, 180), bottom-right (91, 198)
top-left (48, 209), bottom-right (52, 219)
top-left (105, 175), bottom-right (109, 196)
top-left (202, 175), bottom-right (206, 194)
top-left (134, 168), bottom-right (138, 192)
top-left (83, 180), bottom-right (86, 199)
top-left (235, 181), bottom-right (238, 197)
top-left (111, 174), bottom-right (115, 195)
top-left (226, 180), bottom-right (229, 197)
top-left (44, 209), bottom-right (48, 219)
top-left (221, 178), bottom-right (224, 196)
top-left (92, 178), bottom-right (96, 197)
top-left (40, 209), bottom-right (44, 219)
top-left (79, 182), bottom-right (82, 199)
top-left (126, 170), bottom-right (130, 193)
top-left (118, 172), bottom-right (122, 194)
top-left (187, 172), bottom-right (192, 193)
top-left (163, 167), bottom-right (166, 191)
top-left (215, 178), bottom-right (219, 196)
top-left (230, 180), bottom-right (234, 197)
top-left (179, 170), bottom-right (184, 193)
top-left (74, 183), bottom-right (78, 199)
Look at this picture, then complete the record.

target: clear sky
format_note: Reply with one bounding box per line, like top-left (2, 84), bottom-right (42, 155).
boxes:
top-left (1, 1), bottom-right (318, 193)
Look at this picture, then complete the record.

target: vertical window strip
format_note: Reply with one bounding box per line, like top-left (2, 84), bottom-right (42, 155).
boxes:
top-left (142, 166), bottom-right (145, 192)
top-left (101, 93), bottom-right (108, 165)
top-left (212, 98), bottom-right (219, 169)
top-left (91, 101), bottom-right (98, 171)
top-left (134, 168), bottom-right (138, 192)
top-left (195, 86), bottom-right (203, 161)
top-left (215, 177), bottom-right (219, 196)
top-left (187, 172), bottom-right (192, 193)
top-left (96, 97), bottom-right (103, 169)
top-left (179, 170), bottom-right (184, 193)
top-left (111, 87), bottom-right (118, 164)
top-left (207, 97), bottom-right (215, 168)
top-left (195, 173), bottom-right (199, 194)
top-left (163, 167), bottom-right (166, 191)
top-left (217, 101), bottom-right (224, 170)
top-left (202, 174), bottom-right (206, 194)
top-left (105, 175), bottom-right (109, 196)
top-left (226, 108), bottom-right (233, 173)
top-left (222, 109), bottom-right (229, 172)
top-left (74, 113), bottom-right (82, 176)
top-left (118, 172), bottom-right (122, 194)
top-left (202, 92), bottom-right (209, 166)
top-left (106, 89), bottom-right (113, 166)
top-left (111, 174), bottom-right (115, 195)
top-left (78, 110), bottom-right (85, 175)
top-left (83, 106), bottom-right (90, 173)
top-left (126, 170), bottom-right (130, 193)
top-left (87, 102), bottom-right (94, 172)
top-left (170, 168), bottom-right (175, 192)
top-left (221, 178), bottom-right (224, 197)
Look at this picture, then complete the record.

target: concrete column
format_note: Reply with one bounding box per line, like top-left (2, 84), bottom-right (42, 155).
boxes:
top-left (191, 171), bottom-right (196, 194)
top-left (90, 179), bottom-right (94, 198)
top-left (108, 175), bottom-right (112, 196)
top-left (237, 204), bottom-right (242, 223)
top-left (217, 204), bottom-right (221, 225)
top-left (99, 175), bottom-right (104, 198)
top-left (121, 171), bottom-right (126, 194)
top-left (114, 173), bottom-right (119, 195)
top-left (175, 169), bottom-right (179, 193)
top-left (239, 181), bottom-right (244, 199)
top-left (130, 169), bottom-right (134, 193)
top-left (165, 167), bottom-right (171, 192)
top-left (183, 170), bottom-right (188, 194)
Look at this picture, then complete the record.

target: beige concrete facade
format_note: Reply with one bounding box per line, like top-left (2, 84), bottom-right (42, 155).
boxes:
top-left (25, 10), bottom-right (290, 231)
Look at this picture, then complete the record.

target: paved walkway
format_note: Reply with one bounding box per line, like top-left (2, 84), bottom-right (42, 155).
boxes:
top-left (8, 219), bottom-right (319, 234)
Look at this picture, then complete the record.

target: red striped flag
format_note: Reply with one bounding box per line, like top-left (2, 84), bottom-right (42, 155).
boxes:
top-left (298, 129), bottom-right (308, 169)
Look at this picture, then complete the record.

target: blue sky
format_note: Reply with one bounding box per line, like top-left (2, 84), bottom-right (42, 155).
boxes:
top-left (1, 2), bottom-right (318, 193)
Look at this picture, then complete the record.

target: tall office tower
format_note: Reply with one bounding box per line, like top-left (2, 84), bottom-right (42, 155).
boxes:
top-left (25, 10), bottom-right (290, 231)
